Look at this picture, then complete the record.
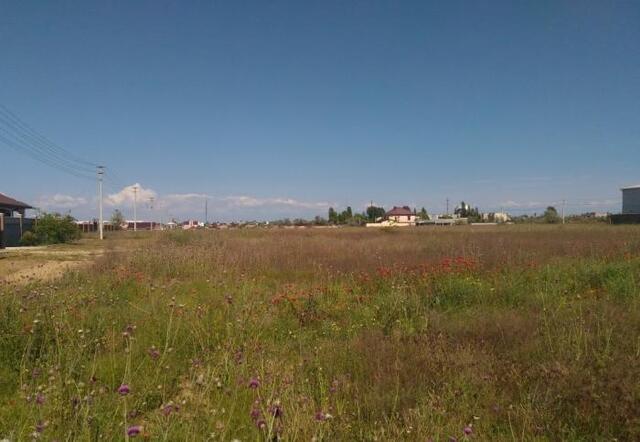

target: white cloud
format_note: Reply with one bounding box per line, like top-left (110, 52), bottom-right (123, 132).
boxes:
top-left (35, 194), bottom-right (88, 210)
top-left (106, 183), bottom-right (157, 207)
top-left (222, 195), bottom-right (331, 209)
top-left (100, 187), bottom-right (332, 221)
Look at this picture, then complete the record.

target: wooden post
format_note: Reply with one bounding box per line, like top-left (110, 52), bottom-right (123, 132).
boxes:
top-left (0, 213), bottom-right (4, 249)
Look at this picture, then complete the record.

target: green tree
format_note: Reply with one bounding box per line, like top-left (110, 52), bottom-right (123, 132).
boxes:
top-left (544, 206), bottom-right (560, 224)
top-left (418, 207), bottom-right (429, 220)
top-left (328, 207), bottom-right (338, 224)
top-left (33, 213), bottom-right (81, 244)
top-left (366, 205), bottom-right (386, 222)
top-left (345, 206), bottom-right (353, 218)
top-left (110, 209), bottom-right (125, 230)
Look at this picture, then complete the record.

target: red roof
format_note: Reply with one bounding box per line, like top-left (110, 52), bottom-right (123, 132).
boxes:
top-left (0, 192), bottom-right (32, 209)
top-left (386, 206), bottom-right (414, 216)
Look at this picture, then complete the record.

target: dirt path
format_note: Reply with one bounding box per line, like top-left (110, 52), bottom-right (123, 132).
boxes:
top-left (0, 243), bottom-right (105, 285)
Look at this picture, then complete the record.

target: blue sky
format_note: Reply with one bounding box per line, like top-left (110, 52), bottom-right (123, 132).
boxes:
top-left (1, 0), bottom-right (638, 221)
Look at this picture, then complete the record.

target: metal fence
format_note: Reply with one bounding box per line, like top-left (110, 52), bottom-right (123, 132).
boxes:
top-left (0, 214), bottom-right (35, 248)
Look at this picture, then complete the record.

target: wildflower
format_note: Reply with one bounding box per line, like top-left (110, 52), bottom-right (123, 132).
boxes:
top-left (35, 420), bottom-right (46, 433)
top-left (35, 392), bottom-right (45, 405)
top-left (162, 403), bottom-right (178, 416)
top-left (255, 419), bottom-right (267, 430)
top-left (464, 425), bottom-right (473, 436)
top-left (315, 411), bottom-right (326, 421)
top-left (117, 384), bottom-right (130, 395)
top-left (248, 378), bottom-right (260, 389)
top-left (127, 425), bottom-right (142, 437)
top-left (250, 407), bottom-right (261, 420)
top-left (269, 401), bottom-right (283, 418)
top-left (148, 346), bottom-right (160, 359)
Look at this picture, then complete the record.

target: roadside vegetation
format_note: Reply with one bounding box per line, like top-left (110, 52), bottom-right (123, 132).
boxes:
top-left (1, 225), bottom-right (639, 440)
top-left (19, 213), bottom-right (80, 246)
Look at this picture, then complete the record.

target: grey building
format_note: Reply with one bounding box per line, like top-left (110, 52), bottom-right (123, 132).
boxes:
top-left (622, 185), bottom-right (640, 214)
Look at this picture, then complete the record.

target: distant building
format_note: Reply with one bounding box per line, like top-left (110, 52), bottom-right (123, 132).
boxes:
top-left (366, 206), bottom-right (417, 227)
top-left (182, 219), bottom-right (203, 230)
top-left (481, 212), bottom-right (511, 223)
top-left (611, 184), bottom-right (640, 224)
top-left (124, 220), bottom-right (155, 230)
top-left (622, 185), bottom-right (640, 214)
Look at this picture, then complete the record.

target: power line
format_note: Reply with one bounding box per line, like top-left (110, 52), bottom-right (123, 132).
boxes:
top-left (0, 131), bottom-right (95, 181)
top-left (0, 121), bottom-right (96, 177)
top-left (0, 104), bottom-right (97, 169)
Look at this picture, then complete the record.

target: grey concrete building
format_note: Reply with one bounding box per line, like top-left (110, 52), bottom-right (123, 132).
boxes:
top-left (622, 185), bottom-right (640, 214)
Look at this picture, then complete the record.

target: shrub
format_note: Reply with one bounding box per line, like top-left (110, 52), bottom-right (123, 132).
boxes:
top-left (33, 213), bottom-right (81, 245)
top-left (19, 231), bottom-right (38, 246)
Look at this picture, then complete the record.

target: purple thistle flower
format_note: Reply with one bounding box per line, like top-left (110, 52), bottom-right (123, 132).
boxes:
top-left (250, 408), bottom-right (261, 420)
top-left (35, 420), bottom-right (46, 433)
top-left (148, 347), bottom-right (160, 359)
top-left (248, 377), bottom-right (260, 389)
top-left (162, 403), bottom-right (177, 416)
top-left (127, 425), bottom-right (142, 437)
top-left (35, 392), bottom-right (45, 405)
top-left (117, 384), bottom-right (130, 395)
top-left (315, 411), bottom-right (326, 421)
top-left (255, 419), bottom-right (267, 430)
top-left (268, 402), bottom-right (283, 418)
top-left (464, 426), bottom-right (473, 436)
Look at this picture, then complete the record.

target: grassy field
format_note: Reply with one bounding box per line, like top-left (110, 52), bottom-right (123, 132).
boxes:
top-left (1, 225), bottom-right (640, 441)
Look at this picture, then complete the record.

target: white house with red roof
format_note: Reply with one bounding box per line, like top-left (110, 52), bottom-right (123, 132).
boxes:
top-left (366, 206), bottom-right (417, 227)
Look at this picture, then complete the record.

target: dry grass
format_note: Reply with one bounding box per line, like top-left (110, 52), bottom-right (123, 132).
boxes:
top-left (1, 225), bottom-right (639, 440)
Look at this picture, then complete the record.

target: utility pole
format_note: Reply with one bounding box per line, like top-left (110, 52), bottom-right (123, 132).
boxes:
top-left (561, 199), bottom-right (566, 224)
top-left (149, 197), bottom-right (155, 230)
top-left (205, 198), bottom-right (208, 226)
top-left (97, 166), bottom-right (104, 240)
top-left (133, 185), bottom-right (138, 232)
top-left (446, 198), bottom-right (449, 215)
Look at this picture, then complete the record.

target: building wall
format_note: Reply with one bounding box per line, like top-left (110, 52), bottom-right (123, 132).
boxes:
top-left (388, 215), bottom-right (416, 223)
top-left (622, 188), bottom-right (640, 214)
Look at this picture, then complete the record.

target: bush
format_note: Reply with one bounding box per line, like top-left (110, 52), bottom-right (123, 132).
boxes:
top-left (32, 213), bottom-right (81, 245)
top-left (19, 231), bottom-right (38, 246)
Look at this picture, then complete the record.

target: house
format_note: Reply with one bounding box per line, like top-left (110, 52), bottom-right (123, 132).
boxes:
top-left (366, 206), bottom-right (417, 227)
top-left (0, 192), bottom-right (32, 217)
top-left (181, 219), bottom-right (202, 230)
top-left (0, 192), bottom-right (34, 248)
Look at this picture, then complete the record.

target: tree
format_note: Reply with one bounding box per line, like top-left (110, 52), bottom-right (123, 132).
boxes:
top-left (544, 206), bottom-right (560, 224)
top-left (328, 207), bottom-right (338, 224)
top-left (418, 207), bottom-right (429, 220)
top-left (345, 206), bottom-right (353, 219)
top-left (110, 209), bottom-right (125, 230)
top-left (33, 213), bottom-right (81, 244)
top-left (366, 205), bottom-right (386, 222)
top-left (313, 216), bottom-right (328, 226)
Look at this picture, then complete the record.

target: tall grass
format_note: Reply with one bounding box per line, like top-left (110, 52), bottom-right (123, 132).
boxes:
top-left (1, 225), bottom-right (639, 440)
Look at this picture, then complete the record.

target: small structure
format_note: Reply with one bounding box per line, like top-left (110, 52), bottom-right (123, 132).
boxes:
top-left (622, 185), bottom-right (640, 214)
top-left (611, 184), bottom-right (640, 224)
top-left (182, 219), bottom-right (203, 230)
top-left (0, 192), bottom-right (34, 248)
top-left (481, 212), bottom-right (511, 223)
top-left (366, 206), bottom-right (417, 227)
top-left (124, 220), bottom-right (155, 230)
